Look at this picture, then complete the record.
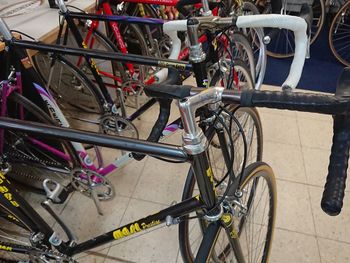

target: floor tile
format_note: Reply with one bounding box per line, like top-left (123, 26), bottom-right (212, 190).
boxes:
top-left (20, 191), bottom-right (69, 228)
top-left (297, 118), bottom-right (332, 150)
top-left (309, 185), bottom-right (350, 243)
top-left (318, 238), bottom-right (350, 263)
top-left (106, 198), bottom-right (180, 263)
top-left (108, 158), bottom-right (147, 198)
top-left (119, 198), bottom-right (166, 226)
top-left (133, 158), bottom-right (190, 205)
top-left (270, 228), bottom-right (320, 263)
top-left (296, 111), bottom-right (332, 122)
top-left (59, 193), bottom-right (130, 245)
top-left (302, 147), bottom-right (331, 188)
top-left (275, 180), bottom-right (315, 235)
top-left (106, 226), bottom-right (180, 263)
top-left (75, 247), bottom-right (110, 263)
top-left (258, 107), bottom-right (297, 117)
top-left (263, 141), bottom-right (307, 184)
top-left (260, 113), bottom-right (300, 145)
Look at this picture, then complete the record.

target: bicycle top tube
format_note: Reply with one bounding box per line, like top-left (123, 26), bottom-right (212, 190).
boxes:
top-left (67, 12), bottom-right (165, 25)
top-left (120, 0), bottom-right (178, 6)
top-left (0, 117), bottom-right (188, 161)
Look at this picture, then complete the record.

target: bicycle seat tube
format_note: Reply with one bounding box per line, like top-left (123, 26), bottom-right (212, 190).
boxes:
top-left (55, 0), bottom-right (68, 13)
top-left (201, 0), bottom-right (213, 16)
top-left (178, 87), bottom-right (224, 212)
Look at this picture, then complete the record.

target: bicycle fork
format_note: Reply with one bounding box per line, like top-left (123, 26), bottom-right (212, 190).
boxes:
top-left (178, 87), bottom-right (245, 262)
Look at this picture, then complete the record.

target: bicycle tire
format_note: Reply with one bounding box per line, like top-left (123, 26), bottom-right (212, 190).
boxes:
top-left (0, 203), bottom-right (38, 261)
top-left (241, 1), bottom-right (266, 85)
top-left (329, 0), bottom-right (350, 67)
top-left (119, 2), bottom-right (163, 57)
top-left (209, 58), bottom-right (254, 92)
top-left (33, 53), bottom-right (105, 131)
top-left (217, 33), bottom-right (256, 82)
top-left (188, 162), bottom-right (276, 263)
top-left (209, 59), bottom-right (260, 175)
top-left (4, 92), bottom-right (79, 191)
top-left (258, 0), bottom-right (325, 58)
top-left (104, 15), bottom-right (156, 111)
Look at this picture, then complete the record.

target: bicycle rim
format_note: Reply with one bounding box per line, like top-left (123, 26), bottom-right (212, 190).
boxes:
top-left (217, 33), bottom-right (256, 82)
top-left (0, 204), bottom-right (32, 261)
top-left (329, 1), bottom-right (350, 67)
top-left (260, 0), bottom-right (325, 58)
top-left (234, 162), bottom-right (276, 262)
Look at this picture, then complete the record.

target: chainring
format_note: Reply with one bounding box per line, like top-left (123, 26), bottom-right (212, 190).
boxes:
top-left (70, 169), bottom-right (115, 201)
top-left (99, 114), bottom-right (139, 139)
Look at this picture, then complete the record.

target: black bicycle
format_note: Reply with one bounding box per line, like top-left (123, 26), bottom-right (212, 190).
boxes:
top-left (0, 12), bottom-right (315, 263)
top-left (0, 68), bottom-right (350, 261)
top-left (0, 14), bottom-right (261, 199)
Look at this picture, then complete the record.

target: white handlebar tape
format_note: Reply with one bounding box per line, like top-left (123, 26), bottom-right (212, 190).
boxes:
top-left (236, 14), bottom-right (307, 89)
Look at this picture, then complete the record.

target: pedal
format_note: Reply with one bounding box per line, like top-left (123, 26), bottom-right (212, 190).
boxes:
top-left (43, 179), bottom-right (70, 204)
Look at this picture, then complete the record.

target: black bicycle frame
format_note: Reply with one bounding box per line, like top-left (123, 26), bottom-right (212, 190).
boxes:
top-left (45, 6), bottom-right (215, 123)
top-left (0, 14), bottom-right (233, 260)
top-left (11, 40), bottom-right (192, 72)
top-left (0, 117), bottom-right (219, 257)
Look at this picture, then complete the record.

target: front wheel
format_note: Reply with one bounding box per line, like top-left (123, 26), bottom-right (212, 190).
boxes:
top-left (178, 105), bottom-right (264, 262)
top-left (179, 162), bottom-right (276, 263)
top-left (329, 1), bottom-right (350, 67)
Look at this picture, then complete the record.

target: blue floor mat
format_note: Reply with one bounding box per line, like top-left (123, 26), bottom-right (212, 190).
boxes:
top-left (263, 28), bottom-right (345, 93)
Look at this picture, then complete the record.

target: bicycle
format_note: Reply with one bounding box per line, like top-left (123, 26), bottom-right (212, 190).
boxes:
top-left (0, 15), bottom-right (348, 262)
top-left (0, 13), bottom-right (261, 218)
top-left (30, 0), bottom-right (261, 147)
top-left (116, 0), bottom-right (266, 87)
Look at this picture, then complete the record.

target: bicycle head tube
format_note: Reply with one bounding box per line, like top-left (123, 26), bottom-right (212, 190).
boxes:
top-left (178, 87), bottom-right (224, 155)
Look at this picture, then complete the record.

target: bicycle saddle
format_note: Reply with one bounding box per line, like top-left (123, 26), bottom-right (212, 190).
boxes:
top-left (145, 84), bottom-right (191, 100)
top-left (145, 69), bottom-right (189, 100)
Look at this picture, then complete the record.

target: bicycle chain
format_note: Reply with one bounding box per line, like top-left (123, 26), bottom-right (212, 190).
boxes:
top-left (5, 148), bottom-right (63, 168)
top-left (4, 148), bottom-right (68, 183)
top-left (2, 240), bottom-right (76, 262)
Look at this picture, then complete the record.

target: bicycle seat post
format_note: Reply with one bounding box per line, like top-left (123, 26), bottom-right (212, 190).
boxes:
top-left (201, 0), bottom-right (212, 16)
top-left (55, 0), bottom-right (68, 13)
top-left (0, 18), bottom-right (13, 41)
top-left (187, 18), bottom-right (208, 87)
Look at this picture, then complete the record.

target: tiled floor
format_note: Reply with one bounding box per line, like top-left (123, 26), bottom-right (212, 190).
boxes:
top-left (19, 83), bottom-right (350, 262)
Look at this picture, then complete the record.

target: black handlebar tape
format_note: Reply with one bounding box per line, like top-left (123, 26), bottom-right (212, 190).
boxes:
top-left (240, 90), bottom-right (350, 115)
top-left (132, 99), bottom-right (172, 161)
top-left (321, 114), bottom-right (350, 216)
